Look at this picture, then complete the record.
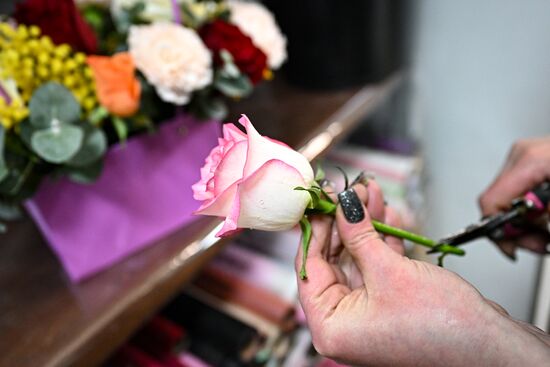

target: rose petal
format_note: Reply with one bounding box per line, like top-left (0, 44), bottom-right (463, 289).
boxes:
top-left (238, 114), bottom-right (314, 184)
top-left (216, 193), bottom-right (241, 237)
top-left (235, 159), bottom-right (311, 232)
top-left (213, 140), bottom-right (248, 195)
top-left (223, 123), bottom-right (247, 142)
top-left (194, 180), bottom-right (239, 217)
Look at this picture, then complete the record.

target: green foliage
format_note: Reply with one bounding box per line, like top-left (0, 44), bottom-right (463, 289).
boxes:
top-left (88, 106), bottom-right (110, 126)
top-left (67, 123), bottom-right (107, 167)
top-left (30, 125), bottom-right (84, 164)
top-left (189, 89), bottom-right (228, 121)
top-left (113, 1), bottom-right (147, 34)
top-left (66, 160), bottom-right (103, 184)
top-left (28, 82), bottom-right (81, 129)
top-left (214, 50), bottom-right (253, 98)
top-left (314, 162), bottom-right (325, 182)
top-left (112, 117), bottom-right (129, 144)
top-left (294, 186), bottom-right (319, 209)
top-left (299, 216), bottom-right (312, 280)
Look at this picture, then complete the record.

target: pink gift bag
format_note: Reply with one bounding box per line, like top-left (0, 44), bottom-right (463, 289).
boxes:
top-left (25, 113), bottom-right (221, 282)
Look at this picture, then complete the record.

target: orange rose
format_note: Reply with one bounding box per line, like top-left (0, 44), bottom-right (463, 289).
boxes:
top-left (87, 52), bottom-right (141, 117)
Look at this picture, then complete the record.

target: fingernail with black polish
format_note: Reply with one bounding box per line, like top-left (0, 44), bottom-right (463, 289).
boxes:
top-left (338, 188), bottom-right (364, 223)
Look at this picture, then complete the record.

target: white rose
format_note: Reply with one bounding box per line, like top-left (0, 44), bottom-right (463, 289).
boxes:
top-left (192, 115), bottom-right (314, 237)
top-left (228, 0), bottom-right (287, 69)
top-left (128, 22), bottom-right (212, 105)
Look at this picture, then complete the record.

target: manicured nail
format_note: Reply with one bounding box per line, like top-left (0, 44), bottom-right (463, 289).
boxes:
top-left (338, 188), bottom-right (364, 223)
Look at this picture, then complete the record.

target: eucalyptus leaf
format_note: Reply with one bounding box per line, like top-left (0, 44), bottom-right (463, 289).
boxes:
top-left (219, 49), bottom-right (240, 78)
top-left (200, 97), bottom-right (228, 120)
top-left (18, 118), bottom-right (34, 148)
top-left (67, 160), bottom-right (103, 184)
top-left (31, 125), bottom-right (84, 163)
top-left (67, 125), bottom-right (107, 167)
top-left (0, 201), bottom-right (22, 220)
top-left (0, 125), bottom-right (7, 182)
top-left (214, 73), bottom-right (253, 98)
top-left (29, 82), bottom-right (81, 128)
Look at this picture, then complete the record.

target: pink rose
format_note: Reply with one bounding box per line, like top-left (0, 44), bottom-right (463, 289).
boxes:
top-left (192, 115), bottom-right (314, 237)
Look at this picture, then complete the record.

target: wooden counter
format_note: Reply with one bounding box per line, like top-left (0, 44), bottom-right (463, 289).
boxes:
top-left (0, 74), bottom-right (400, 367)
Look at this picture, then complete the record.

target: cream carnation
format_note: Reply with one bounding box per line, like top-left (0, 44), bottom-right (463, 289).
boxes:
top-left (128, 22), bottom-right (212, 105)
top-left (228, 0), bottom-right (287, 69)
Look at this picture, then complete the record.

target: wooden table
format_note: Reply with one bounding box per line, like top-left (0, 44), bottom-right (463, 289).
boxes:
top-left (0, 75), bottom-right (400, 367)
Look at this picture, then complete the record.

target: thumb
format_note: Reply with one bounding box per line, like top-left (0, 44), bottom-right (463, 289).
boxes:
top-left (336, 186), bottom-right (401, 284)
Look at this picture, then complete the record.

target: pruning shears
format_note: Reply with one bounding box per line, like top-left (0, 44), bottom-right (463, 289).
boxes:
top-left (431, 181), bottom-right (550, 252)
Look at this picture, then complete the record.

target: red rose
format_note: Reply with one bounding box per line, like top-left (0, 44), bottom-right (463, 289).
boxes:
top-left (199, 20), bottom-right (267, 85)
top-left (14, 0), bottom-right (98, 54)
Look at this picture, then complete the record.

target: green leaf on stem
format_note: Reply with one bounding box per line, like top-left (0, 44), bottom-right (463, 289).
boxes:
top-left (294, 186), bottom-right (320, 209)
top-left (88, 106), bottom-right (109, 126)
top-left (314, 162), bottom-right (325, 182)
top-left (112, 116), bottom-right (128, 144)
top-left (299, 216), bottom-right (312, 280)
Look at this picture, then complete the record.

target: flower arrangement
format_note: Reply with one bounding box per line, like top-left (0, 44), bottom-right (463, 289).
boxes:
top-left (0, 0), bottom-right (287, 229)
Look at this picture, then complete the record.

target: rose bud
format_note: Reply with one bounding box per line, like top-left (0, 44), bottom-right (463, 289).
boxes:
top-left (192, 115), bottom-right (314, 237)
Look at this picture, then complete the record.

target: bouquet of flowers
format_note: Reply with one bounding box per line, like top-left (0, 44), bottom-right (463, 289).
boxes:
top-left (0, 0), bottom-right (287, 229)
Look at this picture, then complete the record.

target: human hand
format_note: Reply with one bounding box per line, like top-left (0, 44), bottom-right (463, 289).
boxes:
top-left (296, 182), bottom-right (550, 366)
top-left (479, 137), bottom-right (550, 259)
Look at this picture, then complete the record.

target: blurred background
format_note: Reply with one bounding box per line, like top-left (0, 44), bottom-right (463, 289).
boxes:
top-left (410, 0), bottom-right (550, 325)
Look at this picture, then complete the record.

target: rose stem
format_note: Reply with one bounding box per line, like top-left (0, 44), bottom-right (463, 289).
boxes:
top-left (371, 220), bottom-right (464, 256)
top-left (315, 199), bottom-right (465, 256)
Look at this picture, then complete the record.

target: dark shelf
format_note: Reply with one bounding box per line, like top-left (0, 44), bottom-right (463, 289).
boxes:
top-left (0, 74), bottom-right (401, 367)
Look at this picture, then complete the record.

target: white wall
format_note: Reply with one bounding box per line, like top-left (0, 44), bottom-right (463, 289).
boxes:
top-left (411, 0), bottom-right (550, 321)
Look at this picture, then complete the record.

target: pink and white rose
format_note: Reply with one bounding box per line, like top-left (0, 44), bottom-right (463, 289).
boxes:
top-left (192, 115), bottom-right (314, 237)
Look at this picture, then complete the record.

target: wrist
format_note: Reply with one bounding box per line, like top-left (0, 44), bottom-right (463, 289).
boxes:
top-left (482, 311), bottom-right (550, 365)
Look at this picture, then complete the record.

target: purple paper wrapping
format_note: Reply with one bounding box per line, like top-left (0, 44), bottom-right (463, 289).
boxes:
top-left (25, 113), bottom-right (221, 282)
